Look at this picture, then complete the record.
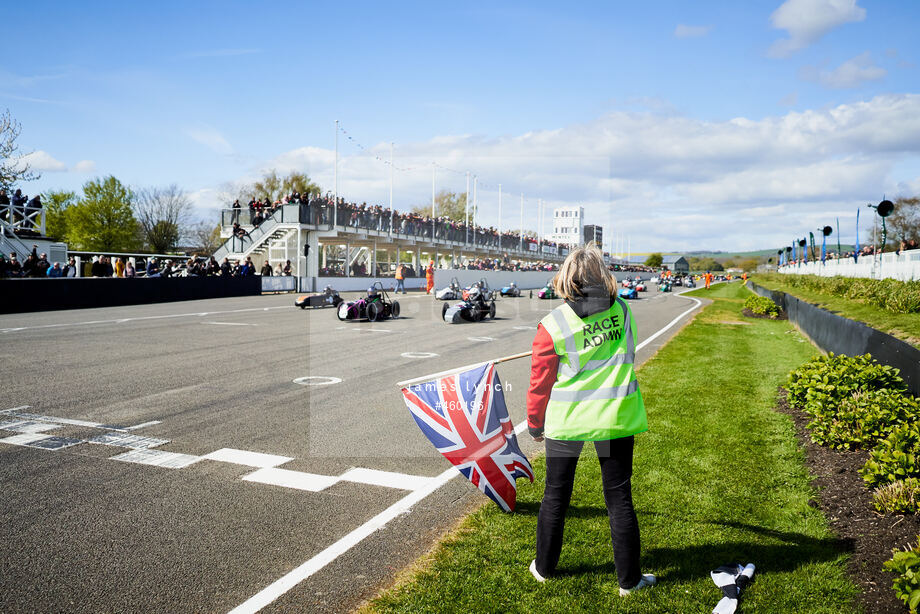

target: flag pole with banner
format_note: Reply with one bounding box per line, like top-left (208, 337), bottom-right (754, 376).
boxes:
top-left (854, 209), bottom-right (860, 262)
top-left (398, 355), bottom-right (534, 512)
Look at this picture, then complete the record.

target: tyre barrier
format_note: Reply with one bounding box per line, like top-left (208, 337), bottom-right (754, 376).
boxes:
top-left (747, 281), bottom-right (920, 397)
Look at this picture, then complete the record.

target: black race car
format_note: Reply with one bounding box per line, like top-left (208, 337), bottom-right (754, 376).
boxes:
top-left (337, 282), bottom-right (401, 322)
top-left (295, 286), bottom-right (343, 309)
top-left (442, 284), bottom-right (496, 323)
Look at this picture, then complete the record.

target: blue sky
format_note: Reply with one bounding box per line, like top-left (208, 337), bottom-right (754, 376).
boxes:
top-left (4, 0), bottom-right (920, 252)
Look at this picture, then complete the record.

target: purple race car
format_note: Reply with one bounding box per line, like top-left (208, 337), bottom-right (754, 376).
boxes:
top-left (337, 282), bottom-right (401, 322)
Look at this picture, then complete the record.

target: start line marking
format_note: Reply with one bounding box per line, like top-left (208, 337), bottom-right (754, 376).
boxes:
top-left (401, 352), bottom-right (439, 359)
top-left (230, 292), bottom-right (705, 614)
top-left (292, 376), bottom-right (342, 386)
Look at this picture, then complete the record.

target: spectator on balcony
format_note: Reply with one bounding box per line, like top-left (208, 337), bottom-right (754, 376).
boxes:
top-left (26, 194), bottom-right (42, 229)
top-left (10, 189), bottom-right (26, 224)
top-left (8, 252), bottom-right (22, 277)
top-left (47, 262), bottom-right (63, 277)
top-left (114, 257), bottom-right (125, 278)
top-left (206, 256), bottom-right (220, 276)
top-left (283, 259), bottom-right (293, 276)
top-left (232, 199), bottom-right (241, 223)
top-left (35, 251), bottom-right (50, 276)
top-left (232, 222), bottom-right (248, 238)
top-left (220, 257), bottom-right (232, 277)
top-left (145, 257), bottom-right (161, 278)
top-left (260, 261), bottom-right (273, 276)
top-left (125, 259), bottom-right (136, 277)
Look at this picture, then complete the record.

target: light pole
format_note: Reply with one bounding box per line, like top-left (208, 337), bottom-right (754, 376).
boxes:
top-left (333, 119), bottom-right (338, 228)
top-left (868, 199), bottom-right (895, 253)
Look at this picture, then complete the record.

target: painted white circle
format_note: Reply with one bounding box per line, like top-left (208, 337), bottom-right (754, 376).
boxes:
top-left (293, 376), bottom-right (342, 386)
top-left (513, 325), bottom-right (535, 330)
top-left (401, 352), bottom-right (439, 358)
top-left (467, 336), bottom-right (494, 342)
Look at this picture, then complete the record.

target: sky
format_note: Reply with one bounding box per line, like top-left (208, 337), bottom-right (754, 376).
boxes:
top-left (4, 0), bottom-right (920, 253)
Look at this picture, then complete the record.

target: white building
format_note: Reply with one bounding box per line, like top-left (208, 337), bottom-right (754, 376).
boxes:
top-left (551, 206), bottom-right (584, 246)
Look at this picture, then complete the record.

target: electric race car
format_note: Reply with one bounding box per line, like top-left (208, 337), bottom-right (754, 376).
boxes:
top-left (619, 287), bottom-right (639, 300)
top-left (295, 286), bottom-right (343, 309)
top-left (442, 284), bottom-right (496, 323)
top-left (435, 277), bottom-right (462, 300)
top-left (500, 281), bottom-right (521, 297)
top-left (337, 282), bottom-right (401, 322)
top-left (536, 281), bottom-right (557, 299)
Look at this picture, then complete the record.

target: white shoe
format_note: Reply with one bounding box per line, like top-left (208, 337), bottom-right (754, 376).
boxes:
top-left (619, 574), bottom-right (656, 596)
top-left (529, 560), bottom-right (546, 583)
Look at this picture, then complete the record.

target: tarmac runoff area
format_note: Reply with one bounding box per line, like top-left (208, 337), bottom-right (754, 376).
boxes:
top-left (0, 286), bottom-right (703, 614)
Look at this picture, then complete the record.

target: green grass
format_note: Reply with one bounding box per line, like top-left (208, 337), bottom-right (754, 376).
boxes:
top-left (753, 273), bottom-right (920, 348)
top-left (365, 282), bottom-right (861, 614)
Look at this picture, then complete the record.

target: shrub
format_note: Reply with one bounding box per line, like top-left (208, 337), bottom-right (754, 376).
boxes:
top-left (785, 353), bottom-right (906, 413)
top-left (743, 295), bottom-right (780, 317)
top-left (807, 388), bottom-right (920, 450)
top-left (874, 478), bottom-right (920, 514)
top-left (861, 422), bottom-right (920, 488)
top-left (882, 536), bottom-right (920, 613)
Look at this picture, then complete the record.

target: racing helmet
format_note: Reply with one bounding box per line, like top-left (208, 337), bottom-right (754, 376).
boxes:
top-left (468, 286), bottom-right (481, 300)
top-left (367, 286), bottom-right (378, 296)
top-left (324, 285), bottom-right (333, 293)
top-left (510, 281), bottom-right (517, 288)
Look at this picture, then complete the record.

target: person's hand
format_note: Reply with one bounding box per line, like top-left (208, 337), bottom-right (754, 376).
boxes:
top-left (532, 435), bottom-right (544, 442)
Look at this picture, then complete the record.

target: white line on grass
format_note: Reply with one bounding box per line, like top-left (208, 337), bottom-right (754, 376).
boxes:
top-left (229, 292), bottom-right (703, 613)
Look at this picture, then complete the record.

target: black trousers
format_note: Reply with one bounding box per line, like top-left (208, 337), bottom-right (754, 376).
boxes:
top-left (535, 436), bottom-right (641, 589)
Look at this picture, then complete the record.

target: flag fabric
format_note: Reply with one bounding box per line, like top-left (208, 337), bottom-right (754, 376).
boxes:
top-left (821, 231), bottom-right (827, 262)
top-left (401, 362), bottom-right (534, 512)
top-left (854, 208), bottom-right (860, 262)
top-left (711, 563), bottom-right (755, 614)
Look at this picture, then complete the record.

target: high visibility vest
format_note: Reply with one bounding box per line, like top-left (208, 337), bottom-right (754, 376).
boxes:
top-left (539, 297), bottom-right (647, 441)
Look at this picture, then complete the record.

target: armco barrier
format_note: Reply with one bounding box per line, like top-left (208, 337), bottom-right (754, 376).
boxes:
top-left (261, 276), bottom-right (297, 292)
top-left (748, 282), bottom-right (920, 397)
top-left (0, 276), bottom-right (262, 314)
top-left (433, 270), bottom-right (555, 292)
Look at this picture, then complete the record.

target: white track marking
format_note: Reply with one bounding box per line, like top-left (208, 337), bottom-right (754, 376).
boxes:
top-left (0, 405), bottom-right (31, 414)
top-left (111, 449), bottom-right (203, 469)
top-left (242, 468), bottom-right (339, 492)
top-left (230, 420), bottom-right (531, 614)
top-left (467, 336), bottom-right (494, 342)
top-left (0, 433), bottom-right (52, 446)
top-left (230, 292), bottom-right (707, 613)
top-left (512, 325), bottom-right (535, 330)
top-left (401, 352), bottom-right (439, 359)
top-left (293, 376), bottom-right (342, 386)
top-left (201, 448), bottom-right (293, 468)
top-left (126, 420), bottom-right (162, 431)
top-left (339, 467), bottom-right (437, 491)
top-left (0, 305), bottom-right (288, 334)
top-left (0, 420), bottom-right (62, 434)
top-left (203, 321), bottom-right (258, 327)
top-left (87, 432), bottom-right (169, 450)
top-left (13, 412), bottom-right (125, 431)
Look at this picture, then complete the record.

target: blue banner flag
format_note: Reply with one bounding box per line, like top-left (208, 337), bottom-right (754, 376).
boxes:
top-left (854, 209), bottom-right (860, 262)
top-left (401, 362), bottom-right (534, 512)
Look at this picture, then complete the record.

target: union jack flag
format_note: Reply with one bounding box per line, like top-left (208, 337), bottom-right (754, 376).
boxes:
top-left (401, 362), bottom-right (534, 512)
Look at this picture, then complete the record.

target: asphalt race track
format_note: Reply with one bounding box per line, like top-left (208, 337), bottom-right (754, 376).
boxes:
top-left (0, 286), bottom-right (702, 613)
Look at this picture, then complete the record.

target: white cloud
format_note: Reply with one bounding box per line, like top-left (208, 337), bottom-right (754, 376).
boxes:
top-left (18, 150), bottom-right (67, 172)
top-left (186, 125), bottom-right (234, 155)
top-left (768, 0), bottom-right (866, 58)
top-left (801, 52), bottom-right (886, 89)
top-left (674, 24), bottom-right (712, 38)
top-left (223, 94), bottom-right (920, 252)
top-left (72, 160), bottom-right (96, 173)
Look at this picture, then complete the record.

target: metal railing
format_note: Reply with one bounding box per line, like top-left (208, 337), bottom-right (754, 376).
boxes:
top-left (1, 202), bottom-right (45, 237)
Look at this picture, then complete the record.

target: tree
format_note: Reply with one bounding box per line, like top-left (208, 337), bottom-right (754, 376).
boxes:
top-left (644, 253), bottom-right (663, 267)
top-left (689, 257), bottom-right (724, 272)
top-left (134, 184), bottom-right (192, 253)
top-left (41, 190), bottom-right (77, 241)
top-left (411, 190), bottom-right (472, 222)
top-left (241, 170), bottom-right (321, 203)
top-left (0, 108), bottom-right (40, 190)
top-left (190, 221), bottom-right (223, 254)
top-left (66, 176), bottom-right (140, 252)
top-left (887, 196), bottom-right (920, 245)
top-left (723, 259), bottom-right (737, 269)
top-left (739, 258), bottom-right (759, 272)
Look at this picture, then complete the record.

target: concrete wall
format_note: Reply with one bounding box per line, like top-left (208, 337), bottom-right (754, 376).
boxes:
top-left (310, 276), bottom-right (427, 292)
top-left (748, 281), bottom-right (920, 397)
top-left (434, 269), bottom-right (554, 291)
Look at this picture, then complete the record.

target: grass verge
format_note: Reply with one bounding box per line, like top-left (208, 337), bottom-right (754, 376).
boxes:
top-left (752, 273), bottom-right (920, 349)
top-left (364, 282), bottom-right (861, 613)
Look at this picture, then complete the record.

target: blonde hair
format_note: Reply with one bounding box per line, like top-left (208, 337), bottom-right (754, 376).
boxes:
top-left (552, 243), bottom-right (617, 300)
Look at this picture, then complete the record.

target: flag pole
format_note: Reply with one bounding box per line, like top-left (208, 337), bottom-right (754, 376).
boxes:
top-left (395, 351), bottom-right (533, 388)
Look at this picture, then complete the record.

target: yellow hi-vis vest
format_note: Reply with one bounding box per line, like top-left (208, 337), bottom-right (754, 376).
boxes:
top-left (539, 297), bottom-right (647, 441)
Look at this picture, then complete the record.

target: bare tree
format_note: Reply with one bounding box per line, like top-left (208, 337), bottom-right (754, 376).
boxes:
top-left (0, 108), bottom-right (41, 190)
top-left (134, 184), bottom-right (193, 253)
top-left (189, 220), bottom-right (223, 254)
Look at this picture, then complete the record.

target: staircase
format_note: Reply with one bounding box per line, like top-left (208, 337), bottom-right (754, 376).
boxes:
top-left (211, 208), bottom-right (297, 262)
